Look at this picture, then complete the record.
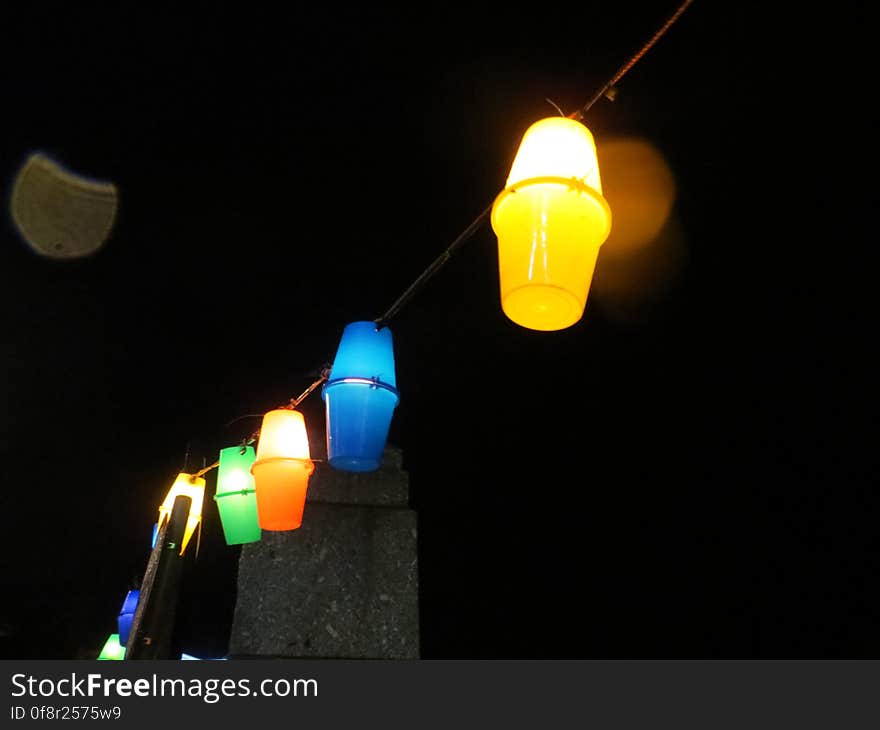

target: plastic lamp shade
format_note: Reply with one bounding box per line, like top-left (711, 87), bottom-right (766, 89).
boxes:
top-left (157, 473), bottom-right (205, 555)
top-left (97, 634), bottom-right (125, 660)
top-left (491, 117), bottom-right (612, 331)
top-left (214, 445), bottom-right (261, 545)
top-left (322, 321), bottom-right (399, 472)
top-left (117, 590), bottom-right (140, 646)
top-left (251, 410), bottom-right (314, 531)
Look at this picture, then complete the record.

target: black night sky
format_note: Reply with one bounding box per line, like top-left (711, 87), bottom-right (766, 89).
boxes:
top-left (0, 3), bottom-right (874, 659)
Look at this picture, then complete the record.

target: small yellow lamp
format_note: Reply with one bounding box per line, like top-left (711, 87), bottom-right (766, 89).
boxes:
top-left (491, 117), bottom-right (612, 331)
top-left (251, 409), bottom-right (315, 531)
top-left (157, 472), bottom-right (205, 555)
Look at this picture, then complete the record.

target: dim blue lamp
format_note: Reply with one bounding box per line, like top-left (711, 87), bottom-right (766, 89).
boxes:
top-left (322, 321), bottom-right (399, 472)
top-left (117, 589), bottom-right (139, 646)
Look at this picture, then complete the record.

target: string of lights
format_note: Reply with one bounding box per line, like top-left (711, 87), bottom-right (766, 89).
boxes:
top-left (153, 0), bottom-right (699, 534)
top-left (106, 0), bottom-right (697, 659)
top-left (195, 0), bottom-right (698, 465)
top-left (569, 0), bottom-right (695, 121)
top-left (190, 372), bottom-right (330, 479)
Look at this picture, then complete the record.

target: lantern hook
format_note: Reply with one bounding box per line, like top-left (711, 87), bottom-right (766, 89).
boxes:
top-left (544, 98), bottom-right (565, 117)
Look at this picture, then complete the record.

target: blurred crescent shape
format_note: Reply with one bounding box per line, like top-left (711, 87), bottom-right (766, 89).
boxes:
top-left (10, 153), bottom-right (118, 259)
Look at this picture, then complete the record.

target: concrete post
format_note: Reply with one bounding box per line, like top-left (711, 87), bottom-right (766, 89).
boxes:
top-left (228, 444), bottom-right (418, 658)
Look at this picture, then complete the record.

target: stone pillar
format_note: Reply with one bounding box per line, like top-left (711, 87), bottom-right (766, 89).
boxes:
top-left (228, 443), bottom-right (418, 658)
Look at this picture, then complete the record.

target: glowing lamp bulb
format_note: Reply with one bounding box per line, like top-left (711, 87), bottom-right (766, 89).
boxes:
top-left (251, 409), bottom-right (314, 531)
top-left (491, 116), bottom-right (612, 331)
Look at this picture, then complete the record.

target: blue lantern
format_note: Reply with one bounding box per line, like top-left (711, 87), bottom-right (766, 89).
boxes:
top-left (117, 589), bottom-right (139, 646)
top-left (322, 321), bottom-right (399, 472)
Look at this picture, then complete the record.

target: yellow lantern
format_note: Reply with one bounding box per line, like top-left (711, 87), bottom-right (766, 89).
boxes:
top-left (157, 472), bottom-right (205, 555)
top-left (491, 117), bottom-right (612, 331)
top-left (251, 409), bottom-right (315, 531)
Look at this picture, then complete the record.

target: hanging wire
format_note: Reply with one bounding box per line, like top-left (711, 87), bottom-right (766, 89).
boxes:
top-left (188, 372), bottom-right (329, 479)
top-left (569, 0), bottom-right (696, 121)
top-left (172, 1), bottom-right (697, 480)
top-left (191, 460), bottom-right (220, 479)
top-left (288, 374), bottom-right (328, 409)
top-left (375, 203), bottom-right (494, 328)
top-left (224, 414), bottom-right (264, 427)
top-left (374, 0), bottom-right (696, 328)
top-left (125, 5), bottom-right (697, 630)
top-left (545, 98), bottom-right (566, 116)
top-left (181, 441), bottom-right (192, 473)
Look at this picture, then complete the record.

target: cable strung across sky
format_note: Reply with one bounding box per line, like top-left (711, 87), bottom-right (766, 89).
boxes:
top-left (101, 0), bottom-right (699, 660)
top-left (374, 0), bottom-right (696, 329)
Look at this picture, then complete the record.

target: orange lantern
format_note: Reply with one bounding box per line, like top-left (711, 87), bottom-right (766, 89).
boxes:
top-left (251, 409), bottom-right (314, 531)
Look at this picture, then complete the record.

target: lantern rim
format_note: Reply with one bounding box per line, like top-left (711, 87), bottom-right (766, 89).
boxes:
top-left (251, 456), bottom-right (315, 475)
top-left (491, 175), bottom-right (612, 241)
top-left (214, 488), bottom-right (257, 500)
top-left (323, 377), bottom-right (399, 399)
top-left (491, 175), bottom-right (611, 222)
top-left (505, 174), bottom-right (603, 195)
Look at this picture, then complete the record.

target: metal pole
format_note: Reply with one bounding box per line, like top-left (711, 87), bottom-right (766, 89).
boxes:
top-left (125, 494), bottom-right (192, 659)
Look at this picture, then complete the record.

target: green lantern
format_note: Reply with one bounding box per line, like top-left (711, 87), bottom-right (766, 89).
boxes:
top-left (214, 445), bottom-right (261, 545)
top-left (97, 634), bottom-right (125, 660)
